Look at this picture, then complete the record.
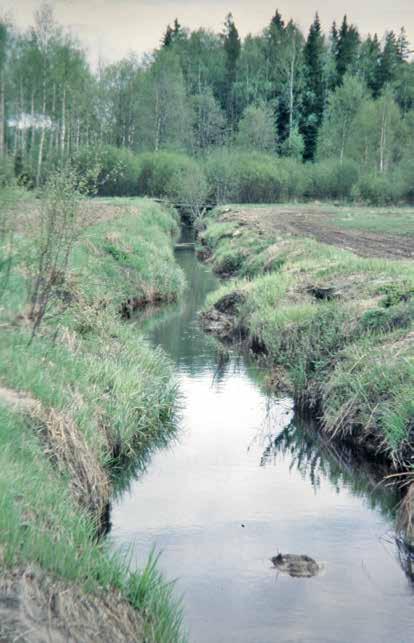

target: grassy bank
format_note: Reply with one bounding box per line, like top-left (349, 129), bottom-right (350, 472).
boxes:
top-left (199, 205), bottom-right (414, 474)
top-left (0, 192), bottom-right (186, 641)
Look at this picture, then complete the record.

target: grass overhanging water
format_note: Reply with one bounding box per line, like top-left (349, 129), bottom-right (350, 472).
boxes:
top-left (0, 191), bottom-right (187, 642)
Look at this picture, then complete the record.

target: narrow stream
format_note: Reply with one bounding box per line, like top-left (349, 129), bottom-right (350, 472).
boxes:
top-left (111, 229), bottom-right (414, 643)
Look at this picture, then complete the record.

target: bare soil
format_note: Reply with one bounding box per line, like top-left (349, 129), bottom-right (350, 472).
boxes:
top-left (0, 567), bottom-right (143, 643)
top-left (221, 206), bottom-right (414, 260)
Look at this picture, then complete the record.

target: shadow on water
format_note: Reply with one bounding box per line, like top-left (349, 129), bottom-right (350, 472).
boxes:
top-left (110, 226), bottom-right (414, 643)
top-left (260, 418), bottom-right (399, 521)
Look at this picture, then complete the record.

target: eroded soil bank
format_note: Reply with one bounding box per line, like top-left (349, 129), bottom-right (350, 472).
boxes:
top-left (198, 205), bottom-right (414, 510)
top-left (0, 197), bottom-right (186, 642)
top-left (111, 226), bottom-right (414, 643)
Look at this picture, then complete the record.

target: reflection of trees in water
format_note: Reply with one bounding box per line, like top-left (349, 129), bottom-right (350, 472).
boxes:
top-left (395, 536), bottom-right (414, 584)
top-left (110, 407), bottom-right (181, 500)
top-left (257, 407), bottom-right (414, 584)
top-left (258, 413), bottom-right (400, 521)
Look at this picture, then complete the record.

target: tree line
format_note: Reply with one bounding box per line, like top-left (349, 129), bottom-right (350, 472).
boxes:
top-left (0, 4), bottom-right (413, 202)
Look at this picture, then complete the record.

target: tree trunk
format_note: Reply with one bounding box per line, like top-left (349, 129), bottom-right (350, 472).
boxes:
top-left (154, 87), bottom-right (161, 152)
top-left (0, 71), bottom-right (5, 158)
top-left (288, 55), bottom-right (295, 139)
top-left (36, 83), bottom-right (47, 186)
top-left (60, 83), bottom-right (66, 158)
top-left (379, 107), bottom-right (386, 173)
top-left (48, 83), bottom-right (56, 156)
top-left (340, 121), bottom-right (347, 163)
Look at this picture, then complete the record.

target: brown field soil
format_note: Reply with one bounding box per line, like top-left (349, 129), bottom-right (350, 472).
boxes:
top-left (220, 205), bottom-right (414, 259)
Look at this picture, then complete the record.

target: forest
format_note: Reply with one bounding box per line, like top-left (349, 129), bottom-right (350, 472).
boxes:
top-left (0, 4), bottom-right (414, 205)
top-left (1, 4), bottom-right (414, 641)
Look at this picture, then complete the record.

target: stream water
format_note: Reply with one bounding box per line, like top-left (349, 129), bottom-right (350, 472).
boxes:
top-left (111, 229), bottom-right (414, 643)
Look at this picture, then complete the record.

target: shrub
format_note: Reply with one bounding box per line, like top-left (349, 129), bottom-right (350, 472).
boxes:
top-left (205, 148), bottom-right (241, 203)
top-left (279, 127), bottom-right (305, 161)
top-left (235, 104), bottom-right (277, 153)
top-left (72, 146), bottom-right (141, 196)
top-left (206, 150), bottom-right (285, 204)
top-left (136, 151), bottom-right (199, 199)
top-left (306, 159), bottom-right (359, 200)
top-left (274, 158), bottom-right (311, 200)
top-left (352, 172), bottom-right (404, 205)
top-left (0, 155), bottom-right (15, 187)
top-left (393, 159), bottom-right (414, 204)
top-left (171, 164), bottom-right (209, 219)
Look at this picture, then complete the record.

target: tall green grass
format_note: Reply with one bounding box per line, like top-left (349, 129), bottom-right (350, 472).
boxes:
top-left (0, 194), bottom-right (187, 641)
top-left (0, 405), bottom-right (186, 642)
top-left (202, 210), bottom-right (414, 468)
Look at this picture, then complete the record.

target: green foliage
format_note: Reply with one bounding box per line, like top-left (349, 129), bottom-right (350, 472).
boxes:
top-left (306, 159), bottom-right (359, 200)
top-left (137, 151), bottom-right (199, 199)
top-left (379, 282), bottom-right (414, 307)
top-left (0, 196), bottom-right (186, 641)
top-left (280, 127), bottom-right (305, 160)
top-left (72, 146), bottom-right (141, 197)
top-left (0, 155), bottom-right (15, 187)
top-left (236, 103), bottom-right (277, 153)
top-left (301, 14), bottom-right (326, 160)
top-left (0, 406), bottom-right (185, 643)
top-left (1, 8), bottom-right (413, 206)
top-left (202, 210), bottom-right (414, 463)
top-left (358, 302), bottom-right (414, 333)
top-left (205, 150), bottom-right (302, 203)
top-left (352, 172), bottom-right (404, 205)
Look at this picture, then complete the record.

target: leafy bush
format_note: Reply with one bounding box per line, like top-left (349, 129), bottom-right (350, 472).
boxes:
top-left (136, 151), bottom-right (199, 199)
top-left (204, 149), bottom-right (240, 203)
top-left (352, 172), bottom-right (404, 205)
top-left (393, 159), bottom-right (414, 204)
top-left (0, 155), bottom-right (15, 187)
top-left (206, 150), bottom-right (286, 203)
top-left (72, 146), bottom-right (141, 196)
top-left (306, 160), bottom-right (359, 200)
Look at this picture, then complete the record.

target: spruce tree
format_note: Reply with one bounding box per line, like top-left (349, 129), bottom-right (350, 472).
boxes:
top-left (267, 10), bottom-right (287, 142)
top-left (359, 34), bottom-right (382, 97)
top-left (336, 15), bottom-right (360, 84)
top-left (378, 31), bottom-right (400, 89)
top-left (396, 27), bottom-right (411, 62)
top-left (271, 10), bottom-right (285, 31)
top-left (328, 21), bottom-right (339, 89)
top-left (162, 25), bottom-right (174, 48)
top-left (223, 13), bottom-right (241, 126)
top-left (300, 13), bottom-right (325, 160)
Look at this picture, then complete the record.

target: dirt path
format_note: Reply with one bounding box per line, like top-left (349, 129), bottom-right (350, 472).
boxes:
top-left (223, 207), bottom-right (414, 260)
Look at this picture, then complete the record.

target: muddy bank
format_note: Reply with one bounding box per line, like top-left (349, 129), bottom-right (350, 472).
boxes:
top-left (0, 198), bottom-right (186, 643)
top-left (213, 205), bottom-right (414, 260)
top-left (0, 567), bottom-right (143, 643)
top-left (198, 207), bottom-right (414, 489)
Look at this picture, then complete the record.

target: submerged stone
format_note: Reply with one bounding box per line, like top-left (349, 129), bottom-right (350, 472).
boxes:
top-left (271, 553), bottom-right (320, 578)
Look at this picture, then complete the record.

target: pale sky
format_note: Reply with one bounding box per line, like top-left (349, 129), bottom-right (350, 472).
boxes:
top-left (3, 0), bottom-right (413, 66)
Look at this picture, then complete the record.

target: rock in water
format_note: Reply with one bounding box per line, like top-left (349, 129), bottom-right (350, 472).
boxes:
top-left (271, 553), bottom-right (320, 578)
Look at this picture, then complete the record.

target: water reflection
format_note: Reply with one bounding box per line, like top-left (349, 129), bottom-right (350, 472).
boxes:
top-left (111, 234), bottom-right (414, 643)
top-left (261, 419), bottom-right (399, 521)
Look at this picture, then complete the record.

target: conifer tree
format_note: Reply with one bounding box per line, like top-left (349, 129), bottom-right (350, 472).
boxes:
top-left (396, 27), bottom-right (411, 62)
top-left (223, 13), bottom-right (241, 126)
top-left (300, 13), bottom-right (325, 160)
top-left (378, 31), bottom-right (400, 89)
top-left (162, 25), bottom-right (174, 48)
top-left (271, 10), bottom-right (285, 31)
top-left (336, 15), bottom-right (360, 84)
